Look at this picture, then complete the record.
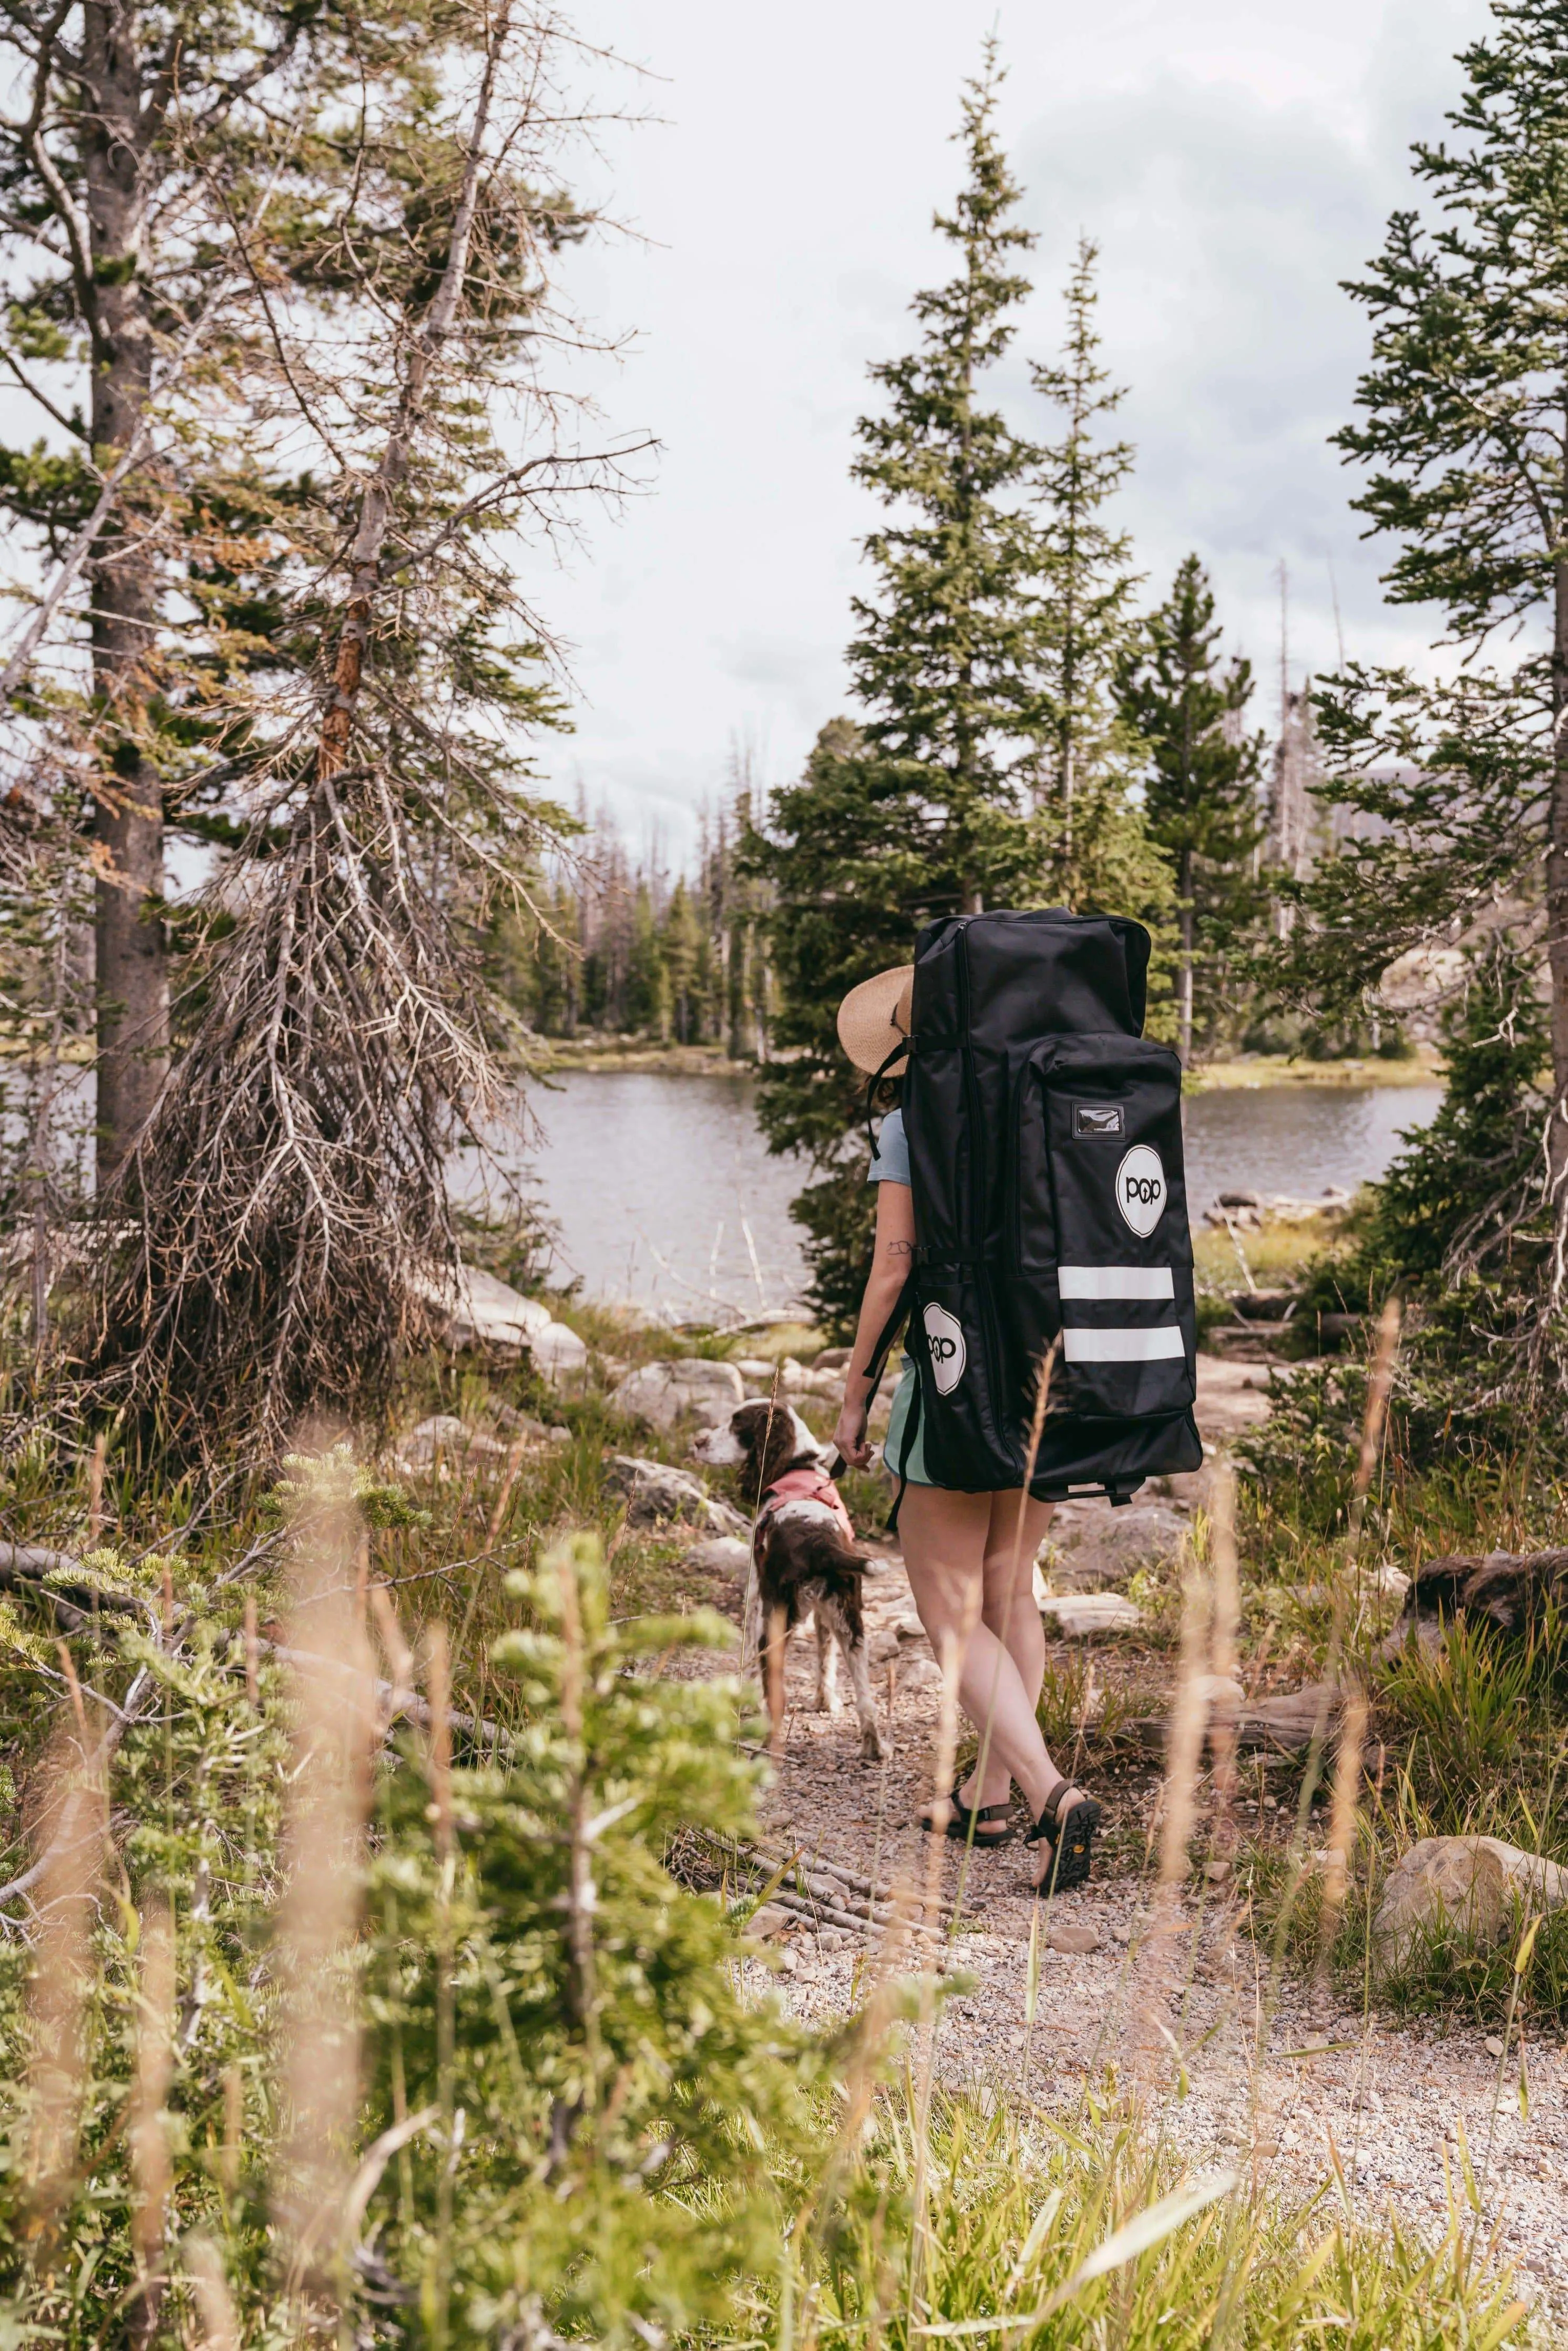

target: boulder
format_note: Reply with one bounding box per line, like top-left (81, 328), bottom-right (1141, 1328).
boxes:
top-left (1372, 1835), bottom-right (1568, 1972)
top-left (529, 1321), bottom-right (589, 1389)
top-left (413, 1261), bottom-right (552, 1352)
top-left (776, 1356), bottom-right (845, 1399)
top-left (1039, 1500), bottom-right (1191, 1590)
top-left (607, 1455), bottom-right (747, 1537)
top-left (609, 1360), bottom-right (745, 1432)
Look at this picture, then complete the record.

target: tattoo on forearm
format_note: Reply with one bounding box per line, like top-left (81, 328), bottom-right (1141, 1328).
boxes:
top-left (884, 1239), bottom-right (914, 1258)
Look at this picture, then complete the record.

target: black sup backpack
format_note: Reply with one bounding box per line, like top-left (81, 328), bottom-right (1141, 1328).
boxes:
top-left (868, 909), bottom-right (1202, 1508)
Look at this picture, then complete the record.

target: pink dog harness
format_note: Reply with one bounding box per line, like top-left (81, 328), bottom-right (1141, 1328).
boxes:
top-left (754, 1465), bottom-right (855, 1559)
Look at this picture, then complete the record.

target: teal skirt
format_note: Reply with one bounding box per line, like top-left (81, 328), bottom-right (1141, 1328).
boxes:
top-left (881, 1356), bottom-right (937, 1487)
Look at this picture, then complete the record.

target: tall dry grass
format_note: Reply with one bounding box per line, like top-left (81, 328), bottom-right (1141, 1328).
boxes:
top-left (22, 1704), bottom-right (109, 2242)
top-left (269, 1442), bottom-right (378, 2303)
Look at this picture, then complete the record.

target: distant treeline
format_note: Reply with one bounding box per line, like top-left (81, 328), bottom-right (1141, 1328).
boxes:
top-left (498, 774), bottom-right (775, 1054)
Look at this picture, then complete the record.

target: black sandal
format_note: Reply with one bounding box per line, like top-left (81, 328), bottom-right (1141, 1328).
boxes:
top-left (921, 1785), bottom-right (1014, 1845)
top-left (1026, 1781), bottom-right (1102, 1894)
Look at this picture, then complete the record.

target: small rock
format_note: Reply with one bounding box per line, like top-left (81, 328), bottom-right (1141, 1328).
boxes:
top-left (547, 1425), bottom-right (572, 1444)
top-left (1485, 2035), bottom-right (1505, 2058)
top-left (1110, 1921), bottom-right (1132, 1946)
top-left (749, 1903), bottom-right (794, 1941)
top-left (813, 1346), bottom-right (853, 1371)
top-left (897, 1655), bottom-right (945, 1693)
top-left (610, 1359), bottom-right (745, 1432)
top-left (732, 1357), bottom-right (776, 1381)
top-left (1203, 1858), bottom-right (1232, 1885)
top-left (606, 1455), bottom-right (748, 1537)
top-left (487, 1402), bottom-right (550, 1437)
top-left (775, 1946), bottom-right (798, 1976)
top-left (397, 1414), bottom-right (508, 1467)
top-left (1047, 1920), bottom-right (1100, 1955)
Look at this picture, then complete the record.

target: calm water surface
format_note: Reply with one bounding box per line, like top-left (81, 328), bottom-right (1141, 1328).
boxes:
top-left (469, 1070), bottom-right (1444, 1316)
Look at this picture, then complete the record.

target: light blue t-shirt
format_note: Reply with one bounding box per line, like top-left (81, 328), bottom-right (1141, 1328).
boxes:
top-left (867, 1106), bottom-right (911, 1187)
top-left (863, 1106), bottom-right (930, 1482)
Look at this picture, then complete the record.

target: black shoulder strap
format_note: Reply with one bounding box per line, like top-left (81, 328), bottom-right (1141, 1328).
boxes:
top-left (885, 1362), bottom-right (921, 1536)
top-left (863, 1037), bottom-right (910, 1157)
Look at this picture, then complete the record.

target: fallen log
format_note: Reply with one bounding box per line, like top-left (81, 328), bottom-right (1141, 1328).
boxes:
top-left (1124, 1682), bottom-right (1339, 1758)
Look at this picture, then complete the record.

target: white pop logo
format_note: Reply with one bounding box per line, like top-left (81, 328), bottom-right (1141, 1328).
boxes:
top-left (1114, 1144), bottom-right (1166, 1238)
top-left (923, 1302), bottom-right (967, 1395)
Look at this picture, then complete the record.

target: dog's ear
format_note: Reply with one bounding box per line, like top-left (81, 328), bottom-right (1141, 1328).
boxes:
top-left (757, 1406), bottom-right (798, 1491)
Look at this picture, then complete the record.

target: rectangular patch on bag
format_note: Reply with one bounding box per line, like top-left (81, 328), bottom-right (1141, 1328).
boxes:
top-left (1072, 1101), bottom-right (1124, 1138)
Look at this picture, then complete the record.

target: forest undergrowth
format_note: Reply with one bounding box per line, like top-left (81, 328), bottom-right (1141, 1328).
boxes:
top-left (0, 1306), bottom-right (1550, 2345)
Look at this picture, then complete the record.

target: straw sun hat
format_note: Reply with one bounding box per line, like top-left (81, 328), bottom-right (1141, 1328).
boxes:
top-left (836, 964), bottom-right (915, 1078)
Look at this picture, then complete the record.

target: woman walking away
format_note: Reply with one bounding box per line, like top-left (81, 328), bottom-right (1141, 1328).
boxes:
top-left (828, 964), bottom-right (1102, 1896)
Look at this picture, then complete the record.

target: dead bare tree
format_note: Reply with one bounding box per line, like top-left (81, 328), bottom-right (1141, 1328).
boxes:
top-left (74, 4), bottom-right (647, 1455)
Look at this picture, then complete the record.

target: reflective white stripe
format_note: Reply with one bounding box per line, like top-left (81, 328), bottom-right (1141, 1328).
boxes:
top-left (1062, 1326), bottom-right (1186, 1363)
top-left (1059, 1264), bottom-right (1174, 1301)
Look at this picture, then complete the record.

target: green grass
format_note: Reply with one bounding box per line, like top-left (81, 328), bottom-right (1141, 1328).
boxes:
top-left (0, 1309), bottom-right (1555, 2345)
top-left (807, 2087), bottom-right (1529, 2351)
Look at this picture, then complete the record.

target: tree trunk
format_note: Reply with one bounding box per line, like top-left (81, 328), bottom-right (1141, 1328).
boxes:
top-left (1177, 850), bottom-right (1194, 1066)
top-left (1551, 552), bottom-right (1568, 1208)
top-left (726, 921), bottom-right (746, 1061)
top-left (83, 0), bottom-right (168, 1179)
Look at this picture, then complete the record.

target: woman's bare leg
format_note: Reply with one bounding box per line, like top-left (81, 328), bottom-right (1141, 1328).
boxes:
top-left (961, 1490), bottom-right (1053, 1812)
top-left (898, 1485), bottom-right (1060, 1824)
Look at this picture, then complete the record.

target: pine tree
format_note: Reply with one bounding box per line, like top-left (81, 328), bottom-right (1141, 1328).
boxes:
top-left (662, 879), bottom-right (702, 1043)
top-left (626, 878), bottom-right (669, 1040)
top-left (748, 720), bottom-right (924, 1331)
top-left (842, 39), bottom-right (1049, 916)
top-left (1031, 240), bottom-right (1145, 894)
top-left (1275, 0), bottom-right (1568, 1374)
top-left (751, 47), bottom-right (1059, 1326)
top-left (1116, 555), bottom-right (1265, 1060)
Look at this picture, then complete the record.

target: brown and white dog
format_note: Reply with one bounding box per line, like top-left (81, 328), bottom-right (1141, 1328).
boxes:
top-left (691, 1399), bottom-right (884, 1760)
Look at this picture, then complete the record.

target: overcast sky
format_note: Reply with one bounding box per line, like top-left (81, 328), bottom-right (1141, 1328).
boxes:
top-left (528, 0), bottom-right (1495, 859)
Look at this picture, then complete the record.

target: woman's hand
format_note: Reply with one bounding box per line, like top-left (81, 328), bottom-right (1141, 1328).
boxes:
top-left (833, 1392), bottom-right (873, 1470)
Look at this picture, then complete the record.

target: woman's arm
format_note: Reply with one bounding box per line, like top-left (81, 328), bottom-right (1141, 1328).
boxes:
top-left (832, 1177), bottom-right (916, 1469)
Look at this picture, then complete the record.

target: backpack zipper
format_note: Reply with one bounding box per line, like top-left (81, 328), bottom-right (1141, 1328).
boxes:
top-left (957, 925), bottom-right (1019, 1479)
